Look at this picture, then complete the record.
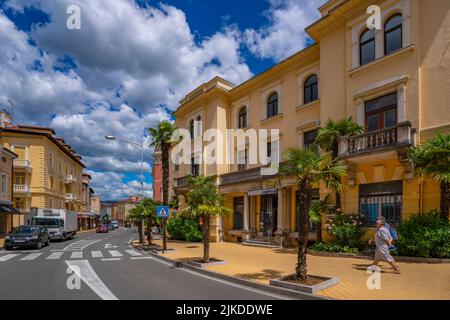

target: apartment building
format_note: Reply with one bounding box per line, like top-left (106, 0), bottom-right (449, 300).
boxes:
top-left (170, 0), bottom-right (450, 245)
top-left (0, 112), bottom-right (86, 218)
top-left (91, 195), bottom-right (101, 215)
top-left (0, 146), bottom-right (21, 238)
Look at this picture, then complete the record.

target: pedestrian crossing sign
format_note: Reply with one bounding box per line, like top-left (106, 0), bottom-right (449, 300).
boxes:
top-left (157, 206), bottom-right (170, 218)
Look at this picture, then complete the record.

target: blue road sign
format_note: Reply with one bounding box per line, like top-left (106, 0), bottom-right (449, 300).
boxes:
top-left (157, 206), bottom-right (170, 218)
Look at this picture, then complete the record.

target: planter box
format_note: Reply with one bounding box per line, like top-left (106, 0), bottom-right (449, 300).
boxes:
top-left (271, 274), bottom-right (339, 295)
top-left (187, 259), bottom-right (227, 269)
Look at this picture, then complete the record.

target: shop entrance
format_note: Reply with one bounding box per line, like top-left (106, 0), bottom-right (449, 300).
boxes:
top-left (260, 195), bottom-right (277, 237)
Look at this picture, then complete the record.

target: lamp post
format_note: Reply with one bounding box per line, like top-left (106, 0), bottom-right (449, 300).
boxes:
top-left (105, 135), bottom-right (145, 244)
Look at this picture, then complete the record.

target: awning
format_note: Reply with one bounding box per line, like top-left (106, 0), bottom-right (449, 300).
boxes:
top-left (0, 204), bottom-right (21, 215)
top-left (248, 188), bottom-right (278, 196)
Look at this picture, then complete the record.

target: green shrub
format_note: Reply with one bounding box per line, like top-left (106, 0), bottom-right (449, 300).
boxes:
top-left (309, 242), bottom-right (359, 254)
top-left (396, 211), bottom-right (450, 258)
top-left (324, 213), bottom-right (365, 250)
top-left (167, 215), bottom-right (202, 242)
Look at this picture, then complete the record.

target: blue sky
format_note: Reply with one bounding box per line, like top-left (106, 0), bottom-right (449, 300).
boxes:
top-left (0, 0), bottom-right (325, 200)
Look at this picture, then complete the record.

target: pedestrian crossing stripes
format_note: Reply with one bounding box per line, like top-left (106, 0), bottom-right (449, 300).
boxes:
top-left (0, 249), bottom-right (142, 263)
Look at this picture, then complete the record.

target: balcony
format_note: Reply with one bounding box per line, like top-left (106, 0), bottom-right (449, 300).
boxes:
top-left (174, 175), bottom-right (191, 190)
top-left (337, 121), bottom-right (414, 159)
top-left (65, 193), bottom-right (77, 202)
top-left (13, 159), bottom-right (32, 171)
top-left (220, 166), bottom-right (278, 186)
top-left (13, 184), bottom-right (31, 196)
top-left (65, 175), bottom-right (77, 183)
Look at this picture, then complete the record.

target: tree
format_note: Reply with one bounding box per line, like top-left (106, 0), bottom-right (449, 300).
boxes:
top-left (316, 118), bottom-right (364, 209)
top-left (179, 175), bottom-right (229, 262)
top-left (309, 194), bottom-right (334, 243)
top-left (408, 133), bottom-right (450, 221)
top-left (149, 121), bottom-right (177, 249)
top-left (129, 199), bottom-right (158, 245)
top-left (280, 145), bottom-right (346, 281)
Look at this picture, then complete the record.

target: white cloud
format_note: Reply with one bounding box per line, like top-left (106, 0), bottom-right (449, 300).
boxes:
top-left (244, 0), bottom-right (326, 61)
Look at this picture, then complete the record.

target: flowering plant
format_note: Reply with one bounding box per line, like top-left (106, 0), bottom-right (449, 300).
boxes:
top-left (324, 213), bottom-right (365, 250)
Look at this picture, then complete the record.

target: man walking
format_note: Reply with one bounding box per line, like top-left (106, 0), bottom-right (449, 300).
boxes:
top-left (373, 217), bottom-right (401, 274)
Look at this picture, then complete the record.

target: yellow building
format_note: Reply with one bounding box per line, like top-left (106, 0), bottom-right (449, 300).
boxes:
top-left (0, 112), bottom-right (86, 221)
top-left (170, 0), bottom-right (450, 245)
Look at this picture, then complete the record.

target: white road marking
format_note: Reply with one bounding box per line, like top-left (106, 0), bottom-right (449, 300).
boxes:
top-left (0, 254), bottom-right (20, 262)
top-left (101, 258), bottom-right (121, 262)
top-left (70, 252), bottom-right (83, 259)
top-left (91, 251), bottom-right (103, 258)
top-left (109, 250), bottom-right (123, 257)
top-left (125, 250), bottom-right (141, 257)
top-left (130, 257), bottom-right (153, 260)
top-left (47, 252), bottom-right (64, 260)
top-left (21, 253), bottom-right (43, 261)
top-left (63, 240), bottom-right (100, 251)
top-left (65, 260), bottom-right (118, 300)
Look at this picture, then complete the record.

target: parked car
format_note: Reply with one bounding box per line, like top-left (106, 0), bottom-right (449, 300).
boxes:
top-left (4, 226), bottom-right (50, 250)
top-left (111, 221), bottom-right (119, 230)
top-left (96, 225), bottom-right (109, 233)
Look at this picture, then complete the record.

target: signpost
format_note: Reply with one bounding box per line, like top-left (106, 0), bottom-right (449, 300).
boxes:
top-left (157, 206), bottom-right (170, 253)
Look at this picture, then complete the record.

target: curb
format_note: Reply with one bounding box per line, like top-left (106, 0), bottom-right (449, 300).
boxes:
top-left (307, 250), bottom-right (450, 264)
top-left (132, 244), bottom-right (328, 300)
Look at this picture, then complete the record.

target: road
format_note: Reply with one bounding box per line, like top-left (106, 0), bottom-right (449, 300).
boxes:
top-left (0, 228), bottom-right (288, 300)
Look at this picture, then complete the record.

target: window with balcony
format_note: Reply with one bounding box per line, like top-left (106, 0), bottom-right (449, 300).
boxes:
top-left (359, 181), bottom-right (402, 226)
top-left (233, 197), bottom-right (244, 230)
top-left (360, 29), bottom-right (375, 66)
top-left (385, 14), bottom-right (402, 55)
top-left (365, 92), bottom-right (397, 132)
top-left (304, 75), bottom-right (318, 104)
top-left (267, 92), bottom-right (279, 118)
top-left (238, 106), bottom-right (247, 129)
top-left (304, 130), bottom-right (318, 147)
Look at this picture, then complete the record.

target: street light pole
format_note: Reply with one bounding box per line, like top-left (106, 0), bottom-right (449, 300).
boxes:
top-left (105, 135), bottom-right (145, 244)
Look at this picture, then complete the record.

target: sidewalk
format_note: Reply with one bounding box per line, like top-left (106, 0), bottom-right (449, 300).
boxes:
top-left (152, 240), bottom-right (450, 300)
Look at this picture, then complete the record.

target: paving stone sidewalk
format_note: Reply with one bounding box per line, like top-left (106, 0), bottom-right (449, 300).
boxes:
top-left (152, 240), bottom-right (450, 300)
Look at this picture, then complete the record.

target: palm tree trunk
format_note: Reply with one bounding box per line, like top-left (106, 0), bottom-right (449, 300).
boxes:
top-left (296, 179), bottom-right (312, 282)
top-left (161, 142), bottom-right (170, 250)
top-left (137, 222), bottom-right (143, 244)
top-left (146, 222), bottom-right (152, 245)
top-left (440, 181), bottom-right (450, 221)
top-left (316, 221), bottom-right (323, 243)
top-left (202, 215), bottom-right (211, 262)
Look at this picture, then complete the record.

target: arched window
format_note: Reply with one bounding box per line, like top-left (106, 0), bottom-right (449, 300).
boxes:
top-left (304, 75), bottom-right (318, 104)
top-left (385, 14), bottom-right (402, 55)
top-left (189, 119), bottom-right (194, 139)
top-left (267, 92), bottom-right (279, 118)
top-left (238, 106), bottom-right (247, 129)
top-left (360, 28), bottom-right (375, 65)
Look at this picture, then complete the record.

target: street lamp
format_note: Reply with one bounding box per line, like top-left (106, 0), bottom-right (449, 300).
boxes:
top-left (105, 135), bottom-right (145, 243)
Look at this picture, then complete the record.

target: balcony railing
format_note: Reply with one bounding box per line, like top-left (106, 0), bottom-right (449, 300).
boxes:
top-left (65, 193), bottom-right (76, 201)
top-left (174, 175), bottom-right (191, 189)
top-left (13, 184), bottom-right (31, 194)
top-left (66, 175), bottom-right (77, 183)
top-left (338, 121), bottom-right (414, 158)
top-left (13, 159), bottom-right (32, 169)
top-left (220, 165), bottom-right (278, 186)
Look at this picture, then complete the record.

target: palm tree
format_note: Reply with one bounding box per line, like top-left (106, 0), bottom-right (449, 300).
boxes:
top-left (180, 175), bottom-right (229, 262)
top-left (316, 118), bottom-right (364, 209)
top-left (129, 199), bottom-right (158, 245)
top-left (281, 145), bottom-right (346, 281)
top-left (309, 194), bottom-right (334, 243)
top-left (408, 133), bottom-right (450, 221)
top-left (149, 121), bottom-right (177, 249)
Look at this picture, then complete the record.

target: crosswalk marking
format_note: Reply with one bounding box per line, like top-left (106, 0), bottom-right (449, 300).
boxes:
top-left (47, 252), bottom-right (64, 260)
top-left (109, 250), bottom-right (123, 257)
top-left (0, 249), bottom-right (148, 262)
top-left (92, 251), bottom-right (103, 258)
top-left (70, 252), bottom-right (83, 259)
top-left (21, 253), bottom-right (43, 261)
top-left (125, 250), bottom-right (142, 257)
top-left (0, 254), bottom-right (20, 262)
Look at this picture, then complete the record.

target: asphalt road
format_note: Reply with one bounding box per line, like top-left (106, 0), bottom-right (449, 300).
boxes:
top-left (0, 228), bottom-right (289, 300)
